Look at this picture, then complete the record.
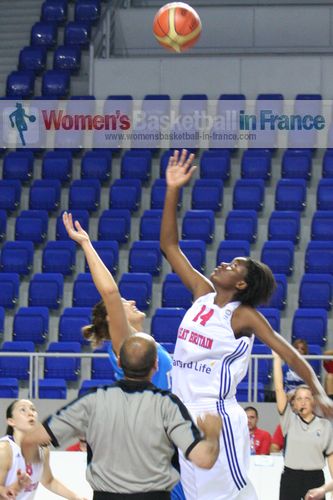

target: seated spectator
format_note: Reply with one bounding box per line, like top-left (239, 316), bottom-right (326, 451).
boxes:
top-left (66, 437), bottom-right (87, 452)
top-left (245, 406), bottom-right (271, 455)
top-left (283, 339), bottom-right (308, 392)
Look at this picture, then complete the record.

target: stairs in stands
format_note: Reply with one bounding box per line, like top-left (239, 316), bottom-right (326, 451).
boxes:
top-left (0, 0), bottom-right (44, 95)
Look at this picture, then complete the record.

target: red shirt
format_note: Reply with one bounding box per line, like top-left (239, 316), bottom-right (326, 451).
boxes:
top-left (251, 427), bottom-right (272, 455)
top-left (66, 442), bottom-right (82, 452)
top-left (271, 424), bottom-right (284, 450)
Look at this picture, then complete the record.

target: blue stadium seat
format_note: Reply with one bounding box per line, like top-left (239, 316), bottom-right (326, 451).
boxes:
top-left (29, 179), bottom-right (61, 212)
top-left (317, 179), bottom-right (333, 210)
top-left (0, 211), bottom-right (7, 242)
top-left (13, 307), bottom-right (49, 343)
top-left (251, 344), bottom-right (272, 383)
top-left (129, 241), bottom-right (162, 276)
top-left (216, 240), bottom-right (250, 265)
top-left (98, 209), bottom-right (131, 243)
top-left (292, 308), bottom-right (327, 346)
top-left (180, 93), bottom-right (208, 115)
top-left (44, 342), bottom-right (81, 381)
top-left (73, 273), bottom-right (101, 307)
top-left (0, 341), bottom-right (34, 380)
top-left (311, 211), bottom-right (333, 241)
top-left (69, 179), bottom-right (101, 212)
top-left (191, 179), bottom-right (223, 211)
top-left (6, 71), bottom-right (35, 98)
top-left (0, 379), bottom-right (19, 398)
top-left (0, 307), bottom-right (4, 338)
top-left (42, 241), bottom-right (76, 275)
top-left (305, 241), bottom-right (333, 274)
top-left (323, 150), bottom-right (333, 178)
top-left (236, 382), bottom-right (265, 402)
top-left (54, 45), bottom-right (81, 73)
top-left (179, 240), bottom-right (206, 272)
top-left (210, 94), bottom-right (246, 150)
top-left (42, 150), bottom-right (72, 183)
top-left (182, 210), bottom-right (215, 243)
top-left (281, 149), bottom-right (312, 180)
top-left (3, 151), bottom-right (34, 182)
top-left (81, 151), bottom-right (111, 182)
top-left (64, 22), bottom-right (91, 48)
top-left (85, 241), bottom-right (119, 276)
top-left (0, 273), bottom-right (19, 309)
top-left (121, 150), bottom-right (152, 183)
top-left (261, 241), bottom-right (295, 276)
top-left (264, 273), bottom-right (287, 310)
top-left (41, 0), bottom-right (67, 24)
top-left (110, 179), bottom-right (141, 212)
top-left (15, 210), bottom-right (48, 244)
top-left (92, 342), bottom-right (116, 380)
top-left (200, 150), bottom-right (231, 181)
top-left (31, 22), bottom-right (57, 48)
top-left (119, 273), bottom-right (152, 311)
top-left (151, 179), bottom-right (183, 210)
top-left (233, 179), bottom-right (265, 211)
top-left (29, 273), bottom-right (64, 309)
top-left (275, 179), bottom-right (307, 211)
top-left (37, 379), bottom-right (67, 399)
top-left (59, 307), bottom-right (91, 344)
top-left (79, 379), bottom-right (114, 397)
top-left (160, 150), bottom-right (174, 178)
top-left (257, 308), bottom-right (281, 334)
top-left (140, 209), bottom-right (162, 241)
top-left (75, 0), bottom-right (101, 24)
top-left (19, 46), bottom-right (47, 74)
top-left (0, 180), bottom-right (21, 211)
top-left (268, 211), bottom-right (301, 243)
top-left (241, 150), bottom-right (271, 180)
top-left (162, 274), bottom-right (193, 309)
top-left (0, 241), bottom-right (34, 275)
top-left (56, 209), bottom-right (89, 240)
top-left (42, 69), bottom-right (70, 98)
top-left (151, 307), bottom-right (186, 350)
top-left (299, 274), bottom-right (333, 310)
top-left (225, 210), bottom-right (258, 243)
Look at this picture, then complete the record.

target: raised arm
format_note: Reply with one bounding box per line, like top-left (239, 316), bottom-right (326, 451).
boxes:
top-left (63, 212), bottom-right (130, 355)
top-left (272, 352), bottom-right (288, 414)
top-left (233, 306), bottom-right (333, 417)
top-left (161, 149), bottom-right (214, 299)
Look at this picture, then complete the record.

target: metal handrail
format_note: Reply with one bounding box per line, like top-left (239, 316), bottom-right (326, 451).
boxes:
top-left (1, 352), bottom-right (331, 401)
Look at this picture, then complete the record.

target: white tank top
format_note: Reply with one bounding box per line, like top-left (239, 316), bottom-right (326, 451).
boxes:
top-left (0, 436), bottom-right (43, 500)
top-left (172, 293), bottom-right (254, 406)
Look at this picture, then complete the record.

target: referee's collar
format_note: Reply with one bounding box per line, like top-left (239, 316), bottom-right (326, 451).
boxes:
top-left (116, 379), bottom-right (156, 392)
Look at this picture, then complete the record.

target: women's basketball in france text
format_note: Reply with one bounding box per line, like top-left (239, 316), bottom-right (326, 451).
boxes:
top-left (153, 2), bottom-right (202, 53)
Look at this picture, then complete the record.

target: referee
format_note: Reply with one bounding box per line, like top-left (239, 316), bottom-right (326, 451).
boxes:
top-left (21, 333), bottom-right (222, 500)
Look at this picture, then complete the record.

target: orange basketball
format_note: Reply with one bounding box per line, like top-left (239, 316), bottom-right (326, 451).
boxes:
top-left (153, 2), bottom-right (202, 53)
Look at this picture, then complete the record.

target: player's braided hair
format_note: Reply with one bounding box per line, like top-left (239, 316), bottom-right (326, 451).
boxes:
top-left (233, 258), bottom-right (276, 307)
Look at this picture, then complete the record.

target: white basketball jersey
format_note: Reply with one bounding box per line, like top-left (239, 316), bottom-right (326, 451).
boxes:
top-left (0, 436), bottom-right (43, 500)
top-left (172, 293), bottom-right (254, 405)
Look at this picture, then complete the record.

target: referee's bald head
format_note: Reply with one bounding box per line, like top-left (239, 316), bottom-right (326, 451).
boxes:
top-left (119, 333), bottom-right (158, 380)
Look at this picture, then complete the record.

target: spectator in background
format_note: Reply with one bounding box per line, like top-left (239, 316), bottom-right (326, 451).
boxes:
top-left (245, 407), bottom-right (271, 455)
top-left (323, 348), bottom-right (333, 399)
top-left (283, 339), bottom-right (308, 392)
top-left (66, 438), bottom-right (87, 452)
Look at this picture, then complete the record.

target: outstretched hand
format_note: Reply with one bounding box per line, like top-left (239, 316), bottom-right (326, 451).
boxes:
top-left (16, 469), bottom-right (32, 491)
top-left (63, 212), bottom-right (90, 246)
top-left (0, 486), bottom-right (16, 499)
top-left (166, 149), bottom-right (197, 189)
top-left (304, 485), bottom-right (326, 500)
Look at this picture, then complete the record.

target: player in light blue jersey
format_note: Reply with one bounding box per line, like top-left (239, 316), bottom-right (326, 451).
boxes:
top-left (63, 213), bottom-right (184, 499)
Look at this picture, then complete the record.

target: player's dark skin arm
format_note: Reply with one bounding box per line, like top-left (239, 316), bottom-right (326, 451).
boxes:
top-left (160, 149), bottom-right (214, 300)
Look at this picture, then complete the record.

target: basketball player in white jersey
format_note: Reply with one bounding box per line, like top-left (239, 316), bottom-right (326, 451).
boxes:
top-left (160, 149), bottom-right (333, 500)
top-left (0, 399), bottom-right (87, 500)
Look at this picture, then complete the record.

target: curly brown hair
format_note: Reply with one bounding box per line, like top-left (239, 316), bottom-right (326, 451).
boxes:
top-left (82, 300), bottom-right (109, 348)
top-left (233, 258), bottom-right (276, 307)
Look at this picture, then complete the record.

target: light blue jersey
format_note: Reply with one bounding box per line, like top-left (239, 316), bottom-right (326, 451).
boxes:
top-left (107, 342), bottom-right (172, 390)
